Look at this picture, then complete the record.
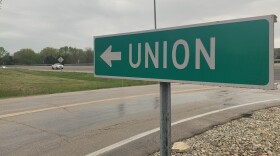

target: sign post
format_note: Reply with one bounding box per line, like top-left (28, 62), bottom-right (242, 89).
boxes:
top-left (160, 81), bottom-right (171, 156)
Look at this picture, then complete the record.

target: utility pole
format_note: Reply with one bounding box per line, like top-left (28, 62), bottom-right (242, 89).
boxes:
top-left (154, 1), bottom-right (171, 156)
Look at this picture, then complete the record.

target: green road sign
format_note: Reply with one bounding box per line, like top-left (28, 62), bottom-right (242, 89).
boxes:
top-left (94, 15), bottom-right (276, 89)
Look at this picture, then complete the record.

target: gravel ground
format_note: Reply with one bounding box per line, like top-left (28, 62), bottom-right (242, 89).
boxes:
top-left (151, 106), bottom-right (280, 156)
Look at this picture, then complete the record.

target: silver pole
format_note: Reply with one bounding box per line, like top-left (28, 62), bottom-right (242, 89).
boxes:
top-left (160, 82), bottom-right (171, 156)
top-left (154, 0), bottom-right (157, 29)
top-left (154, 0), bottom-right (171, 156)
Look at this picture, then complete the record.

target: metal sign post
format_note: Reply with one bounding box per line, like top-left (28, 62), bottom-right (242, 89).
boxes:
top-left (160, 82), bottom-right (171, 156)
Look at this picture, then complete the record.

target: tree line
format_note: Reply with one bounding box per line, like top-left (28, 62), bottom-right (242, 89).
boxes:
top-left (1, 47), bottom-right (280, 65)
top-left (0, 46), bottom-right (94, 65)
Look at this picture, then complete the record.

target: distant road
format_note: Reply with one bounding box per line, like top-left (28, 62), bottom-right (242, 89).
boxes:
top-left (9, 65), bottom-right (93, 73)
top-left (9, 64), bottom-right (280, 82)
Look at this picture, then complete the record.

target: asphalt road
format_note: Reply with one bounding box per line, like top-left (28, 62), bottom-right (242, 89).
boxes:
top-left (9, 65), bottom-right (93, 73)
top-left (1, 84), bottom-right (280, 156)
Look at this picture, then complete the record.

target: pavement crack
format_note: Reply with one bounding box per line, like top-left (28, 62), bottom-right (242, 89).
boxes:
top-left (41, 103), bottom-right (74, 115)
top-left (1, 118), bottom-right (70, 143)
top-left (61, 107), bottom-right (71, 113)
top-left (82, 118), bottom-right (156, 139)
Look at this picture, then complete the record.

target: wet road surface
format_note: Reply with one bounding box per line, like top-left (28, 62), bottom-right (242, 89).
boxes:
top-left (0, 84), bottom-right (280, 156)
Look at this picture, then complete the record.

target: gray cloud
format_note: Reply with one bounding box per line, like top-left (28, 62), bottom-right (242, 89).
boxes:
top-left (0, 0), bottom-right (279, 53)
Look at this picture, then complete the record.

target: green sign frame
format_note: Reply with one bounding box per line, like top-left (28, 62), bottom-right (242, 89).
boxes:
top-left (94, 15), bottom-right (277, 89)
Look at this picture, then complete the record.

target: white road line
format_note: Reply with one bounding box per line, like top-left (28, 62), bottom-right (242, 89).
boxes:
top-left (86, 98), bottom-right (280, 156)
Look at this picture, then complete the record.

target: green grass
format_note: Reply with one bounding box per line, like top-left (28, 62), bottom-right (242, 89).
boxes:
top-left (0, 69), bottom-right (155, 99)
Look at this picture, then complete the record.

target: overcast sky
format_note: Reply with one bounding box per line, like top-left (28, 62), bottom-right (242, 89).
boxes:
top-left (0, 0), bottom-right (279, 53)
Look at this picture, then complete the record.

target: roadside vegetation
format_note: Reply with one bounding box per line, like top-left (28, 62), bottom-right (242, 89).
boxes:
top-left (0, 46), bottom-right (93, 65)
top-left (1, 47), bottom-right (280, 66)
top-left (0, 69), bottom-right (155, 99)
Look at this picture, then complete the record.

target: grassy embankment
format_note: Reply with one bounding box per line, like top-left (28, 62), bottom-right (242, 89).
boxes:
top-left (0, 69), bottom-right (155, 99)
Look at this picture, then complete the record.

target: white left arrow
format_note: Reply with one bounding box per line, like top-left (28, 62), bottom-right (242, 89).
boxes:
top-left (100, 45), bottom-right (121, 67)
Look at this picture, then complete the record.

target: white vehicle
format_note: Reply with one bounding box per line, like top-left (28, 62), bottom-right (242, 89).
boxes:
top-left (1, 66), bottom-right (7, 69)
top-left (51, 63), bottom-right (64, 70)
